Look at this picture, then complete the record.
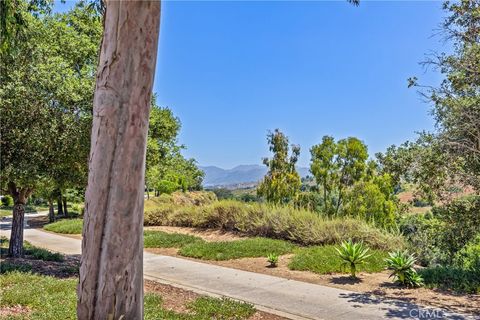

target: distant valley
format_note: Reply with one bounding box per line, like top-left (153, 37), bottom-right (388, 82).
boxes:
top-left (200, 164), bottom-right (310, 188)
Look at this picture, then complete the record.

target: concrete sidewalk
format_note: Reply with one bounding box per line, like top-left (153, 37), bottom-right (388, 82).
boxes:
top-left (0, 218), bottom-right (474, 320)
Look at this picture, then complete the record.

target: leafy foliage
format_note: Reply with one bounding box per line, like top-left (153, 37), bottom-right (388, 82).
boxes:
top-left (335, 240), bottom-right (372, 278)
top-left (257, 129), bottom-right (301, 204)
top-left (145, 100), bottom-right (204, 195)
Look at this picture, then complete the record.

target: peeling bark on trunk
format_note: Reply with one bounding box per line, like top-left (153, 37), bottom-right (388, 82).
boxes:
top-left (77, 1), bottom-right (161, 319)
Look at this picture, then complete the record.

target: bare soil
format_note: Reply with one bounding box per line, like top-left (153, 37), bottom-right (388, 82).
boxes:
top-left (144, 225), bottom-right (246, 242)
top-left (0, 305), bottom-right (31, 318)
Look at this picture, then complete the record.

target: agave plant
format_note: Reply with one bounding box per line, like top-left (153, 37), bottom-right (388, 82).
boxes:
top-left (267, 253), bottom-right (279, 267)
top-left (385, 250), bottom-right (423, 287)
top-left (335, 240), bottom-right (372, 278)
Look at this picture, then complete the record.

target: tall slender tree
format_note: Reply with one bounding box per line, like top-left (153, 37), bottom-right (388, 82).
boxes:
top-left (77, 1), bottom-right (161, 319)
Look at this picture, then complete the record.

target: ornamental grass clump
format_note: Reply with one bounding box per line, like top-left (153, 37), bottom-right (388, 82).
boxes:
top-left (335, 240), bottom-right (372, 278)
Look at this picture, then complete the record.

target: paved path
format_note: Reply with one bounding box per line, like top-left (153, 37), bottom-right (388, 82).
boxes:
top-left (0, 216), bottom-right (475, 320)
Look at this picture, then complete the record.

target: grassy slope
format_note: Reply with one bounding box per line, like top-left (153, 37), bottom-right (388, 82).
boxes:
top-left (178, 238), bottom-right (296, 261)
top-left (289, 245), bottom-right (388, 274)
top-left (43, 219), bottom-right (83, 234)
top-left (144, 231), bottom-right (203, 248)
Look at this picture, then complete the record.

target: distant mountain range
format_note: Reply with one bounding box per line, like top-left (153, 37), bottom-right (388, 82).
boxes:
top-left (200, 164), bottom-right (310, 188)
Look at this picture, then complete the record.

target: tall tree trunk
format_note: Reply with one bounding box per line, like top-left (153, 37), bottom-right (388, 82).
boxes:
top-left (7, 182), bottom-right (32, 257)
top-left (9, 202), bottom-right (25, 257)
top-left (63, 198), bottom-right (68, 218)
top-left (48, 199), bottom-right (55, 223)
top-left (77, 2), bottom-right (161, 319)
top-left (57, 195), bottom-right (64, 216)
top-left (146, 185), bottom-right (150, 200)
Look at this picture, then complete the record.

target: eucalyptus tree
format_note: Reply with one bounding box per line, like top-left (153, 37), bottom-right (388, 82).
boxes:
top-left (77, 1), bottom-right (161, 319)
top-left (310, 136), bottom-right (369, 214)
top-left (257, 129), bottom-right (302, 204)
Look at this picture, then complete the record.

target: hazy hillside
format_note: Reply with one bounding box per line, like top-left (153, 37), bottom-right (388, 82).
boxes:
top-left (200, 165), bottom-right (310, 187)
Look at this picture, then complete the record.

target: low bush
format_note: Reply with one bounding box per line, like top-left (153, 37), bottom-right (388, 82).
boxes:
top-left (385, 251), bottom-right (423, 287)
top-left (179, 238), bottom-right (295, 261)
top-left (454, 234), bottom-right (480, 274)
top-left (144, 200), bottom-right (404, 250)
top-left (420, 266), bottom-right (480, 294)
top-left (289, 245), bottom-right (387, 275)
top-left (0, 262), bottom-right (32, 274)
top-left (144, 231), bottom-right (203, 248)
top-left (24, 242), bottom-right (64, 262)
top-left (1, 195), bottom-right (13, 207)
top-left (44, 218), bottom-right (83, 234)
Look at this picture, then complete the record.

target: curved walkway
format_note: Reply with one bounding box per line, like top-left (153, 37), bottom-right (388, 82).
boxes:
top-left (0, 216), bottom-right (474, 320)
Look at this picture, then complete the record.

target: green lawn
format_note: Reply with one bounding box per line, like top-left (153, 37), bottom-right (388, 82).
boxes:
top-left (0, 237), bottom-right (64, 263)
top-left (288, 245), bottom-right (388, 274)
top-left (178, 238), bottom-right (296, 261)
top-left (44, 219), bottom-right (83, 234)
top-left (144, 231), bottom-right (203, 248)
top-left (0, 272), bottom-right (255, 320)
top-left (0, 205), bottom-right (50, 218)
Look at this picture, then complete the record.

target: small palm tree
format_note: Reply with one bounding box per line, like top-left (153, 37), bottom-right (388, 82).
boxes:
top-left (335, 240), bottom-right (372, 278)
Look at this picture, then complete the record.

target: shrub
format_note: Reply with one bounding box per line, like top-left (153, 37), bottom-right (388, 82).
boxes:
top-left (267, 253), bottom-right (279, 267)
top-left (44, 218), bottom-right (83, 234)
top-left (420, 266), bottom-right (480, 294)
top-left (0, 262), bottom-right (32, 274)
top-left (454, 234), bottom-right (480, 273)
top-left (431, 195), bottom-right (480, 263)
top-left (144, 200), bottom-right (404, 250)
top-left (385, 251), bottom-right (423, 287)
top-left (24, 243), bottom-right (64, 262)
top-left (1, 195), bottom-right (13, 207)
top-left (399, 213), bottom-right (445, 266)
top-left (335, 240), bottom-right (372, 278)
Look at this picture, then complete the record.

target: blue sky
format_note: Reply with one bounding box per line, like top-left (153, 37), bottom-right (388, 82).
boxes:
top-left (56, 1), bottom-right (448, 168)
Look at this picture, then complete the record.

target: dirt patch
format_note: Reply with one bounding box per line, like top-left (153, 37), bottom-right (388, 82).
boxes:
top-left (0, 255), bottom-right (80, 278)
top-left (0, 305), bottom-right (31, 317)
top-left (144, 226), bottom-right (246, 242)
top-left (144, 280), bottom-right (287, 320)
